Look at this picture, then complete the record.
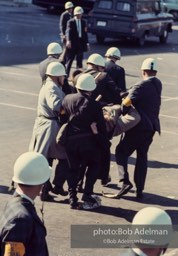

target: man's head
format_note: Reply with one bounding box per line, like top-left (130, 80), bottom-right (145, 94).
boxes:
top-left (105, 47), bottom-right (121, 61)
top-left (87, 53), bottom-right (105, 72)
top-left (141, 58), bottom-right (157, 77)
top-left (74, 6), bottom-right (84, 19)
top-left (75, 73), bottom-right (96, 94)
top-left (13, 152), bottom-right (51, 196)
top-left (132, 207), bottom-right (173, 255)
top-left (47, 42), bottom-right (62, 58)
top-left (46, 62), bottom-right (66, 85)
top-left (65, 1), bottom-right (74, 13)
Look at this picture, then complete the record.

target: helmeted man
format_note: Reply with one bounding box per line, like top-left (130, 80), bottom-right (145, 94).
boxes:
top-left (59, 1), bottom-right (74, 45)
top-left (59, 1), bottom-right (74, 64)
top-left (65, 6), bottom-right (89, 76)
top-left (39, 42), bottom-right (63, 83)
top-left (84, 53), bottom-right (122, 106)
top-left (62, 73), bottom-right (110, 209)
top-left (39, 42), bottom-right (71, 94)
top-left (80, 53), bottom-right (122, 186)
top-left (0, 152), bottom-right (51, 256)
top-left (115, 58), bottom-right (162, 199)
top-left (121, 207), bottom-right (173, 256)
top-left (29, 62), bottom-right (68, 201)
top-left (105, 47), bottom-right (126, 92)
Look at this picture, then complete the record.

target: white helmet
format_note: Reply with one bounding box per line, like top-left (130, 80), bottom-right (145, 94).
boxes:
top-left (141, 58), bottom-right (157, 71)
top-left (132, 207), bottom-right (173, 246)
top-left (65, 1), bottom-right (74, 10)
top-left (87, 53), bottom-right (105, 67)
top-left (76, 73), bottom-right (96, 91)
top-left (74, 6), bottom-right (84, 15)
top-left (13, 152), bottom-right (51, 185)
top-left (46, 62), bottom-right (66, 76)
top-left (105, 47), bottom-right (121, 59)
top-left (47, 42), bottom-right (62, 55)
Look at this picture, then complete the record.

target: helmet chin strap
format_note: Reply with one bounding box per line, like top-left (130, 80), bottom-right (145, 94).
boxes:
top-left (40, 201), bottom-right (45, 225)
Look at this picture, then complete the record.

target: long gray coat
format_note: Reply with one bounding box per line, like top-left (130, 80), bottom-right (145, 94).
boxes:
top-left (29, 77), bottom-right (66, 159)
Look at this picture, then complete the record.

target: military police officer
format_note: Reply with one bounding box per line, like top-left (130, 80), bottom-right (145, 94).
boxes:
top-left (115, 58), bottom-right (162, 199)
top-left (105, 47), bottom-right (126, 92)
top-left (0, 152), bottom-right (51, 255)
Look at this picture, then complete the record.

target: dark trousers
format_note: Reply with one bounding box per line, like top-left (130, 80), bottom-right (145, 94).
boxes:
top-left (115, 129), bottom-right (155, 191)
top-left (98, 147), bottom-right (111, 182)
top-left (66, 42), bottom-right (84, 76)
top-left (52, 159), bottom-right (69, 188)
top-left (66, 136), bottom-right (100, 201)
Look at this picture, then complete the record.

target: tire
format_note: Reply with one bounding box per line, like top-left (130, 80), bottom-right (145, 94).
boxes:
top-left (137, 33), bottom-right (145, 47)
top-left (96, 34), bottom-right (105, 44)
top-left (159, 30), bottom-right (168, 44)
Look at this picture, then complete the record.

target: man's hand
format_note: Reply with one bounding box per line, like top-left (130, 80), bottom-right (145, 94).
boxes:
top-left (66, 41), bottom-right (71, 49)
top-left (90, 122), bottom-right (98, 134)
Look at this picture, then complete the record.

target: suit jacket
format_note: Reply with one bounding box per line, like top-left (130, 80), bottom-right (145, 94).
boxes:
top-left (66, 18), bottom-right (88, 52)
top-left (128, 77), bottom-right (162, 133)
top-left (59, 10), bottom-right (72, 36)
top-left (83, 68), bottom-right (122, 105)
top-left (0, 195), bottom-right (49, 256)
top-left (105, 59), bottom-right (126, 91)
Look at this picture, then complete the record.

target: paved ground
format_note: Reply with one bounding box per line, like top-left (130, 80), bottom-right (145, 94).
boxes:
top-left (0, 2), bottom-right (178, 256)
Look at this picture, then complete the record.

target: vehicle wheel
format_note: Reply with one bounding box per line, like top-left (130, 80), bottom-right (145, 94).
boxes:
top-left (159, 30), bottom-right (168, 44)
top-left (96, 35), bottom-right (105, 44)
top-left (137, 33), bottom-right (145, 47)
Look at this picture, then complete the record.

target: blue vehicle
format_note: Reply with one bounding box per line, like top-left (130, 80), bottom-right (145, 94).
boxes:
top-left (87, 0), bottom-right (173, 45)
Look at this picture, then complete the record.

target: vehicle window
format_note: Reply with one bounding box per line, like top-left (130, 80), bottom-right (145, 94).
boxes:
top-left (137, 1), bottom-right (155, 13)
top-left (116, 2), bottom-right (131, 12)
top-left (97, 0), bottom-right (113, 9)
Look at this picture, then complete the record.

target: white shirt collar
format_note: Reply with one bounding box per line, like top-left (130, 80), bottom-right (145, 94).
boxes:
top-left (16, 188), bottom-right (35, 205)
top-left (132, 248), bottom-right (148, 256)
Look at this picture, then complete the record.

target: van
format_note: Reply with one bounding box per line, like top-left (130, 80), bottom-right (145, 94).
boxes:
top-left (87, 0), bottom-right (173, 45)
top-left (161, 0), bottom-right (178, 20)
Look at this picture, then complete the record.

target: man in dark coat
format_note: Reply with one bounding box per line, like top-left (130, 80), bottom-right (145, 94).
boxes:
top-left (65, 6), bottom-right (89, 76)
top-left (0, 152), bottom-right (51, 256)
top-left (105, 47), bottom-right (126, 92)
top-left (62, 73), bottom-right (110, 209)
top-left (59, 1), bottom-right (74, 64)
top-left (115, 58), bottom-right (162, 199)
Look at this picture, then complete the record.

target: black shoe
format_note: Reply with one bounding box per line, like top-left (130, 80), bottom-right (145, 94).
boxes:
top-left (136, 190), bottom-right (143, 199)
top-left (101, 176), bottom-right (111, 187)
top-left (116, 182), bottom-right (133, 198)
top-left (69, 197), bottom-right (79, 209)
top-left (51, 186), bottom-right (68, 196)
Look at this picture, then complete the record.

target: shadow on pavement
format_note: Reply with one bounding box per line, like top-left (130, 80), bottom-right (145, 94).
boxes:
top-left (111, 154), bottom-right (178, 169)
top-left (81, 205), bottom-right (137, 223)
top-left (122, 193), bottom-right (178, 208)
